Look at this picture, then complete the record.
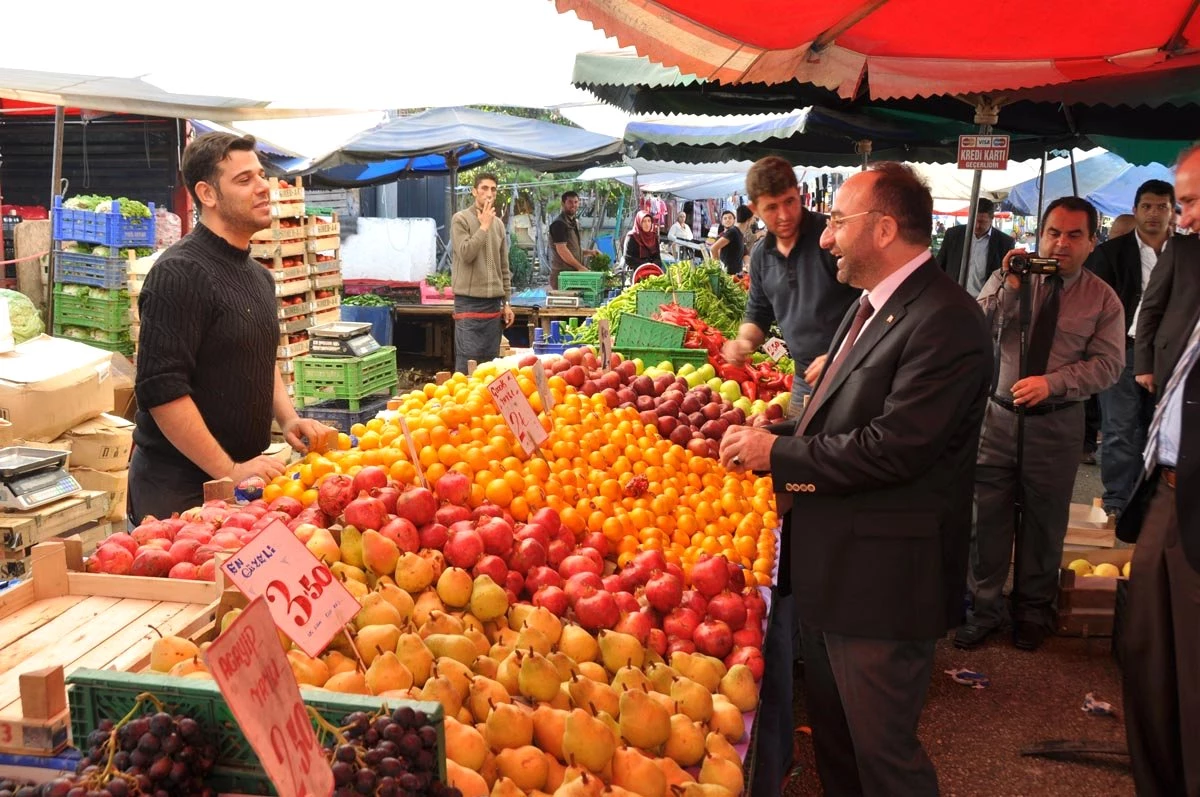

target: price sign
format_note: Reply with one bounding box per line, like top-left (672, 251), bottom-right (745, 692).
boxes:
top-left (487, 369), bottom-right (549, 456)
top-left (204, 597), bottom-right (333, 797)
top-left (957, 135), bottom-right (1010, 170)
top-left (598, 318), bottom-right (613, 369)
top-left (222, 520), bottom-right (361, 658)
top-left (532, 360), bottom-right (555, 414)
top-left (762, 337), bottom-right (789, 361)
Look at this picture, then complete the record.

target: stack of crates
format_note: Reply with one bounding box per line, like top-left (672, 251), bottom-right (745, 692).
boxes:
top-left (306, 210), bottom-right (342, 328)
top-left (50, 196), bottom-right (155, 356)
top-left (612, 289), bottom-right (707, 369)
top-left (294, 347), bottom-right (400, 432)
top-left (557, 271), bottom-right (606, 306)
top-left (250, 178), bottom-right (310, 398)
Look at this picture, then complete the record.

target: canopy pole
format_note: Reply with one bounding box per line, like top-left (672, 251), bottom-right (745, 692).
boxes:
top-left (856, 140), bottom-right (873, 171)
top-left (1069, 149), bottom-right (1079, 195)
top-left (45, 105), bottom-right (65, 328)
top-left (957, 101), bottom-right (1000, 288)
top-left (1035, 150), bottom-right (1048, 231)
top-left (445, 150), bottom-right (460, 237)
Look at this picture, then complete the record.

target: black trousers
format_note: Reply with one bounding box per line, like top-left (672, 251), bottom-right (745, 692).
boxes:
top-left (127, 448), bottom-right (206, 526)
top-left (801, 624), bottom-right (939, 796)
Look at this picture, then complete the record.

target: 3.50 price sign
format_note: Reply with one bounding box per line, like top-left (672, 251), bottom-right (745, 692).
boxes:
top-left (205, 597), bottom-right (334, 797)
top-left (222, 520), bottom-right (361, 657)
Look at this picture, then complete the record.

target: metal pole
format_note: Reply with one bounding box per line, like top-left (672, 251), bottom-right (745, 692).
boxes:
top-left (445, 150), bottom-right (460, 236)
top-left (1012, 273), bottom-right (1033, 624)
top-left (1035, 150), bottom-right (1047, 231)
top-left (856, 139), bottom-right (873, 172)
top-left (957, 102), bottom-right (1000, 287)
top-left (1069, 148), bottom-right (1079, 195)
top-left (45, 106), bottom-right (65, 329)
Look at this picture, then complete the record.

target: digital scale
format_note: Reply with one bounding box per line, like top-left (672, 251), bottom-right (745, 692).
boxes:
top-left (0, 447), bottom-right (81, 511)
top-left (546, 291), bottom-right (584, 308)
top-left (308, 321), bottom-right (381, 358)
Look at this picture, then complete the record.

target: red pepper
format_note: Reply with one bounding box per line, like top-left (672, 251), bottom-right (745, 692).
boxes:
top-left (742, 380), bottom-right (758, 400)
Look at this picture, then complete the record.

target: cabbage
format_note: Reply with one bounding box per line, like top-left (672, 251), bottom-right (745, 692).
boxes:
top-left (92, 245), bottom-right (112, 257)
top-left (93, 199), bottom-right (114, 213)
top-left (0, 289), bottom-right (45, 344)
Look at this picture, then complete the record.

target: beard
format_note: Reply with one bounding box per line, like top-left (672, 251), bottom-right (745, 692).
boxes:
top-left (214, 190), bottom-right (269, 236)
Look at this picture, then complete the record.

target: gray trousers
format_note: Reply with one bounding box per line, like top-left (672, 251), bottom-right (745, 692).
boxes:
top-left (453, 296), bottom-right (503, 375)
top-left (968, 400), bottom-right (1084, 630)
top-left (1121, 477), bottom-right (1200, 797)
top-left (801, 624), bottom-right (939, 796)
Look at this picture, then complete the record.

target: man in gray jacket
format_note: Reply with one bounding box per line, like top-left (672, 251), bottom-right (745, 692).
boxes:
top-left (450, 172), bottom-right (513, 373)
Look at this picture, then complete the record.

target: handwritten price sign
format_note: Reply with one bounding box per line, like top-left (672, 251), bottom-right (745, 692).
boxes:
top-left (222, 520), bottom-right (361, 657)
top-left (762, 337), bottom-right (789, 361)
top-left (205, 597), bottom-right (334, 797)
top-left (487, 369), bottom-right (549, 456)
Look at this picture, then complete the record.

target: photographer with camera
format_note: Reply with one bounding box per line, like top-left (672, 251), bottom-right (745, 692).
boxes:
top-left (956, 196), bottom-right (1125, 652)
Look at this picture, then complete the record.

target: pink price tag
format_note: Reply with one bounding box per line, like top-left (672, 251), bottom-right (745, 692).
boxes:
top-left (487, 370), bottom-right (549, 456)
top-left (221, 520), bottom-right (361, 658)
top-left (204, 597), bottom-right (334, 797)
top-left (762, 337), bottom-right (788, 361)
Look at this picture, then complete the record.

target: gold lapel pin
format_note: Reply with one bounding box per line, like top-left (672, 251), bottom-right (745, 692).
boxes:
top-left (886, 314), bottom-right (894, 323)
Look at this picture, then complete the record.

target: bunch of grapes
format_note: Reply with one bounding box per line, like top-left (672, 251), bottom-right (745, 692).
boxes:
top-left (0, 778), bottom-right (39, 797)
top-left (327, 706), bottom-right (459, 797)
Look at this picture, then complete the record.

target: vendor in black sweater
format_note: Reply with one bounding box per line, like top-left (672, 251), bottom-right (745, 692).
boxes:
top-left (130, 133), bottom-right (335, 523)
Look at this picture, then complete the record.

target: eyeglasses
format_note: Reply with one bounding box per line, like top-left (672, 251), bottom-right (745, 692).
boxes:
top-left (827, 209), bottom-right (884, 231)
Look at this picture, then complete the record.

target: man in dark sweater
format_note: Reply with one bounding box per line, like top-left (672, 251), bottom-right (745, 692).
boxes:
top-left (130, 133), bottom-right (334, 523)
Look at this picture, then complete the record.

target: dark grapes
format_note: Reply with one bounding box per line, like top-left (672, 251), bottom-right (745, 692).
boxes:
top-left (325, 707), bottom-right (452, 797)
top-left (67, 709), bottom-right (218, 796)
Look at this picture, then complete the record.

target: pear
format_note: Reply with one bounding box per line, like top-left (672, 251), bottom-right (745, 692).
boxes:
top-left (699, 754), bottom-right (743, 795)
top-left (644, 648), bottom-right (665, 668)
top-left (660, 758), bottom-right (696, 788)
top-left (150, 635), bottom-right (199, 673)
top-left (470, 575), bottom-right (510, 622)
top-left (531, 704), bottom-right (569, 763)
top-left (648, 690), bottom-right (677, 715)
top-left (168, 655), bottom-right (208, 678)
top-left (518, 650), bottom-right (562, 703)
top-left (618, 688), bottom-right (671, 752)
top-left (554, 768), bottom-right (604, 797)
top-left (459, 610), bottom-right (486, 635)
top-left (343, 578), bottom-right (369, 600)
top-left (549, 684), bottom-right (573, 710)
top-left (704, 732), bottom-right (740, 766)
top-left (218, 609), bottom-right (241, 635)
top-left (708, 696), bottom-right (746, 742)
top-left (323, 671), bottom-right (370, 695)
top-left (366, 651), bottom-right (413, 695)
top-left (331, 561), bottom-right (368, 584)
top-left (577, 661), bottom-right (608, 683)
top-left (305, 527), bottom-right (341, 565)
top-left (376, 581), bottom-right (415, 620)
top-left (562, 708), bottom-right (616, 774)
top-left (556, 625), bottom-right (600, 663)
top-left (425, 633), bottom-right (479, 666)
top-left (646, 662), bottom-right (680, 694)
top-left (671, 676), bottom-right (714, 722)
top-left (668, 785), bottom-right (733, 797)
top-left (422, 548), bottom-right (447, 582)
top-left (354, 592), bottom-right (404, 630)
top-left (495, 625), bottom-right (521, 649)
top-left (604, 786), bottom-right (643, 797)
top-left (487, 701), bottom-right (534, 751)
top-left (610, 665), bottom-right (652, 695)
top-left (339, 526), bottom-right (365, 568)
top-left (183, 671), bottom-right (213, 680)
top-left (481, 751), bottom-right (500, 788)
top-left (520, 606), bottom-right (563, 646)
top-left (354, 624), bottom-right (401, 666)
top-left (473, 654), bottom-right (500, 680)
top-left (394, 632), bottom-right (434, 686)
top-left (496, 649), bottom-right (524, 695)
top-left (468, 676), bottom-right (511, 723)
top-left (508, 603), bottom-right (537, 632)
top-left (568, 675), bottom-right (619, 718)
top-left (322, 650), bottom-right (358, 677)
top-left (490, 777), bottom-right (528, 797)
top-left (718, 664), bottom-right (757, 712)
top-left (420, 675), bottom-right (463, 715)
top-left (361, 529), bottom-right (400, 576)
top-left (515, 626), bottom-right (553, 657)
top-left (664, 715), bottom-right (706, 767)
top-left (421, 610), bottom-right (466, 638)
top-left (670, 653), bottom-right (725, 693)
top-left (547, 651), bottom-right (579, 682)
top-left (395, 551), bottom-right (435, 592)
top-left (611, 746), bottom-right (666, 797)
top-left (496, 746), bottom-right (549, 793)
top-left (598, 630), bottom-right (644, 674)
top-left (438, 566), bottom-right (475, 608)
top-left (445, 716), bottom-right (489, 770)
top-left (466, 627), bottom-right (492, 657)
top-left (286, 650), bottom-right (329, 688)
top-left (411, 589), bottom-right (446, 627)
top-left (435, 657), bottom-right (474, 700)
top-left (447, 759), bottom-right (490, 797)
top-left (545, 753), bottom-right (568, 790)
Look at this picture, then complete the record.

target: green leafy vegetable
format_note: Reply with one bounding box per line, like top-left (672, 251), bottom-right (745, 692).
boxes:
top-left (342, 293), bottom-right (393, 307)
top-left (0, 289), bottom-right (45, 343)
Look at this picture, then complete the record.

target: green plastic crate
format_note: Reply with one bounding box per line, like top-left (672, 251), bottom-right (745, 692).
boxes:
top-left (615, 345), bottom-right (710, 369)
top-left (614, 313), bottom-right (687, 349)
top-left (557, 271), bottom-right (606, 294)
top-left (635, 289), bottom-right (696, 317)
top-left (52, 285), bottom-right (131, 331)
top-left (67, 668), bottom-right (446, 797)
top-left (294, 346), bottom-right (399, 409)
top-left (53, 326), bottom-right (134, 356)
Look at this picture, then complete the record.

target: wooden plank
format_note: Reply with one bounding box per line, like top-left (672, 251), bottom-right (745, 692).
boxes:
top-left (0, 580), bottom-right (36, 617)
top-left (106, 603), bottom-right (217, 674)
top-left (0, 595), bottom-right (122, 676)
top-left (0, 595), bottom-right (81, 649)
top-left (0, 492), bottom-right (109, 550)
top-left (30, 543), bottom-right (69, 601)
top-left (66, 572), bottom-right (220, 604)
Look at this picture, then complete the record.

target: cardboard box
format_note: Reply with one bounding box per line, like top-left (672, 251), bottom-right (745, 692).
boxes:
top-left (55, 413), bottom-right (134, 471)
top-left (1064, 501), bottom-right (1116, 548)
top-left (70, 468), bottom-right (128, 523)
top-left (110, 353), bottom-right (136, 421)
top-left (0, 335), bottom-right (113, 442)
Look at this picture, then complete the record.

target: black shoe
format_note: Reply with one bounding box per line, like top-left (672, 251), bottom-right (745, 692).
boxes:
top-left (1080, 451), bottom-right (1097, 465)
top-left (1013, 621), bottom-right (1045, 651)
top-left (953, 623), bottom-right (997, 650)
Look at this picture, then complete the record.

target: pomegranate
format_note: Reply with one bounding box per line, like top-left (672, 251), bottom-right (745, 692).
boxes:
top-left (689, 555), bottom-right (730, 598)
top-left (504, 570), bottom-right (524, 598)
top-left (733, 625), bottom-right (764, 649)
top-left (196, 560), bottom-right (217, 581)
top-left (515, 523), bottom-right (552, 550)
top-left (614, 609), bottom-right (653, 645)
top-left (418, 522), bottom-right (449, 550)
top-left (476, 517), bottom-right (515, 557)
top-left (104, 532), bottom-right (138, 557)
top-left (564, 572), bottom-right (604, 606)
top-left (706, 591), bottom-right (748, 631)
top-left (130, 548), bottom-right (174, 578)
top-left (726, 559), bottom-right (747, 592)
top-left (351, 466), bottom-right (389, 496)
top-left (725, 646), bottom-right (765, 680)
top-left (472, 503), bottom-right (505, 521)
top-left (292, 506), bottom-right (330, 529)
top-left (533, 585), bottom-right (569, 616)
top-left (618, 563), bottom-right (651, 593)
top-left (663, 607), bottom-right (702, 641)
top-left (558, 554), bottom-right (602, 580)
top-left (743, 589), bottom-right (767, 617)
top-left (221, 512), bottom-right (259, 531)
top-left (267, 496), bottom-right (303, 518)
top-left (547, 539), bottom-right (572, 569)
top-left (524, 565), bottom-right (563, 594)
top-left (444, 529), bottom-right (484, 569)
top-left (168, 562), bottom-right (199, 580)
top-left (371, 485), bottom-right (402, 515)
top-left (507, 538), bottom-right (547, 574)
top-left (378, 516), bottom-right (420, 553)
top-left (580, 531), bottom-right (609, 558)
top-left (131, 517), bottom-right (173, 546)
top-left (693, 620), bottom-right (734, 659)
top-left (574, 589), bottom-right (620, 631)
top-left (633, 549), bottom-right (668, 573)
top-left (161, 516), bottom-right (187, 537)
top-left (601, 574), bottom-right (623, 593)
top-left (645, 571), bottom-right (684, 614)
top-left (473, 555), bottom-right (509, 585)
top-left (529, 507), bottom-right (561, 536)
top-left (191, 545), bottom-right (222, 565)
top-left (435, 472), bottom-right (470, 506)
top-left (317, 474), bottom-right (356, 517)
top-left (211, 531), bottom-right (242, 550)
top-left (396, 488), bottom-right (438, 526)
top-left (167, 539), bottom-right (202, 566)
top-left (613, 591), bottom-right (641, 615)
top-left (647, 628), bottom-right (668, 657)
top-left (667, 636), bottom-right (697, 656)
top-left (86, 543), bottom-right (133, 575)
top-left (343, 494), bottom-right (388, 532)
top-left (435, 504), bottom-right (472, 527)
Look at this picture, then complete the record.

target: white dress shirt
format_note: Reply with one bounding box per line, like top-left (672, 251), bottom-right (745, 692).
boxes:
top-left (1154, 312), bottom-right (1200, 468)
top-left (1128, 232), bottom-right (1167, 338)
top-left (833, 249), bottom-right (932, 357)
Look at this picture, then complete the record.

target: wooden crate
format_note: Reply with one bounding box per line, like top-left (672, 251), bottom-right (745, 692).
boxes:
top-left (277, 335), bottom-right (310, 359)
top-left (309, 289), bottom-right (341, 313)
top-left (0, 491), bottom-right (110, 551)
top-left (0, 542), bottom-right (219, 754)
top-left (267, 176), bottom-right (304, 204)
top-left (305, 213), bottom-right (339, 238)
top-left (309, 258), bottom-right (341, 276)
top-left (250, 241), bottom-right (307, 261)
top-left (1, 522), bottom-right (114, 578)
top-left (249, 218), bottom-right (305, 243)
top-left (311, 271), bottom-right (343, 291)
top-left (274, 277), bottom-right (310, 298)
top-left (279, 315), bottom-right (312, 336)
top-left (306, 236), bottom-right (341, 253)
top-left (277, 298), bottom-right (312, 320)
top-left (310, 308), bottom-right (340, 327)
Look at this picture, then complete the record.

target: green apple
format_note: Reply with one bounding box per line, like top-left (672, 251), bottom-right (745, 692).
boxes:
top-left (632, 358), bottom-right (645, 376)
top-left (769, 393), bottom-right (791, 412)
top-left (734, 397), bottom-right (754, 415)
top-left (677, 363), bottom-right (696, 377)
top-left (643, 367), bottom-right (662, 380)
top-left (656, 360), bottom-right (675, 373)
top-left (719, 380), bottom-right (743, 403)
top-left (707, 377), bottom-right (724, 391)
top-left (695, 363), bottom-right (717, 383)
top-left (684, 371), bottom-right (705, 388)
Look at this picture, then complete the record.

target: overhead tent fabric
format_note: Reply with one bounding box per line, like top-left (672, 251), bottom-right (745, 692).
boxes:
top-left (1003, 152), bottom-right (1176, 217)
top-left (290, 107), bottom-right (624, 188)
top-left (554, 0), bottom-right (1200, 99)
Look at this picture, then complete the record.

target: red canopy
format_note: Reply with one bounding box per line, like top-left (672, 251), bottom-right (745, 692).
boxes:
top-left (554, 0), bottom-right (1200, 99)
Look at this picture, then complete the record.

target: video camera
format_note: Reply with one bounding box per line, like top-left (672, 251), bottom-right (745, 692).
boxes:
top-left (1008, 255), bottom-right (1060, 276)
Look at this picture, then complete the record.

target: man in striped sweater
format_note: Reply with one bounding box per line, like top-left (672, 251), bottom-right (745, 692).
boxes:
top-left (450, 173), bottom-right (513, 374)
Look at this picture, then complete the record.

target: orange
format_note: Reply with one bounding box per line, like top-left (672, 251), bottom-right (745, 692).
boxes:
top-left (484, 479), bottom-right (514, 507)
top-left (263, 483), bottom-right (284, 503)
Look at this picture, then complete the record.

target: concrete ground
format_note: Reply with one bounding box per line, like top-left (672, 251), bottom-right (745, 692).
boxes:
top-left (784, 455), bottom-right (1138, 796)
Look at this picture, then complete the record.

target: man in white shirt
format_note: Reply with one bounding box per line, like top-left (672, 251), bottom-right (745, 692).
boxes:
top-left (1088, 179), bottom-right (1175, 517)
top-left (935, 197), bottom-right (1015, 291)
top-left (1118, 144), bottom-right (1200, 797)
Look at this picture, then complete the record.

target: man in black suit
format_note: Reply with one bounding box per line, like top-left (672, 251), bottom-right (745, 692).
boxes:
top-left (720, 162), bottom-right (992, 796)
top-left (1088, 179), bottom-right (1175, 518)
top-left (1120, 144), bottom-right (1200, 796)
top-left (935, 197), bottom-right (1015, 292)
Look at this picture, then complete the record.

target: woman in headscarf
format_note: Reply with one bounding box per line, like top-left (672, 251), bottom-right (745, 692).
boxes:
top-left (624, 210), bottom-right (664, 269)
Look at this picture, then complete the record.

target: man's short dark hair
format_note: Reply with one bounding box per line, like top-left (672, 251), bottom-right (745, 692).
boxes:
top-left (736, 205), bottom-right (754, 224)
top-left (182, 132), bottom-right (258, 206)
top-left (1134, 179), bottom-right (1175, 208)
top-left (867, 162), bottom-right (933, 246)
top-left (1041, 196), bottom-right (1098, 239)
top-left (561, 190), bottom-right (579, 203)
top-left (976, 197), bottom-right (996, 215)
top-left (746, 156), bottom-right (798, 201)
top-left (474, 172), bottom-right (498, 188)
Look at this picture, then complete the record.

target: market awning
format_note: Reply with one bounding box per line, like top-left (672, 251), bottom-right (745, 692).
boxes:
top-left (1002, 152), bottom-right (1176, 217)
